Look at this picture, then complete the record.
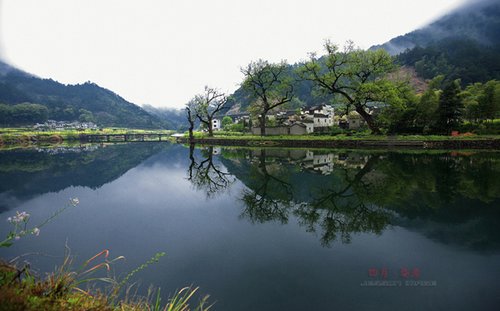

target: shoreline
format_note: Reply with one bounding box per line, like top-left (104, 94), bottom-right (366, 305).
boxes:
top-left (1, 132), bottom-right (500, 150)
top-left (178, 137), bottom-right (500, 149)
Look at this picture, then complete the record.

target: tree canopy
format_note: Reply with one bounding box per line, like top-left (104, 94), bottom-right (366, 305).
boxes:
top-left (298, 41), bottom-right (407, 134)
top-left (241, 59), bottom-right (294, 136)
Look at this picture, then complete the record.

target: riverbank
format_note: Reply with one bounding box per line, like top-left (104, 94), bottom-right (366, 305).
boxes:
top-left (178, 135), bottom-right (500, 149)
top-left (2, 128), bottom-right (500, 149)
top-left (0, 128), bottom-right (174, 147)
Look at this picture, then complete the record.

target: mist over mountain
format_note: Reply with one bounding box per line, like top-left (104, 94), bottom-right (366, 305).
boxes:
top-left (385, 0), bottom-right (500, 84)
top-left (142, 104), bottom-right (187, 130)
top-left (372, 0), bottom-right (500, 55)
top-left (0, 59), bottom-right (166, 128)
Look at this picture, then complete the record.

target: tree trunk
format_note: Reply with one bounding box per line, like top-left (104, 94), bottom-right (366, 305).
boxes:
top-left (355, 105), bottom-right (381, 134)
top-left (188, 123), bottom-right (194, 143)
top-left (208, 124), bottom-right (213, 137)
top-left (260, 115), bottom-right (266, 136)
top-left (188, 143), bottom-right (195, 179)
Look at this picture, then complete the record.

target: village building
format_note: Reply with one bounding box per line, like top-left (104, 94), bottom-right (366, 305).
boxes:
top-left (33, 120), bottom-right (98, 131)
top-left (211, 118), bottom-right (221, 131)
top-left (228, 103), bottom-right (337, 135)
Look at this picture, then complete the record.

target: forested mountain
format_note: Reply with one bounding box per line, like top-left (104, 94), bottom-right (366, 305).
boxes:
top-left (377, 0), bottom-right (500, 85)
top-left (0, 60), bottom-right (166, 128)
top-left (396, 38), bottom-right (500, 85)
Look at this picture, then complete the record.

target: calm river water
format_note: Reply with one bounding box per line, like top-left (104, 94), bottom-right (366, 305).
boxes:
top-left (0, 143), bottom-right (499, 310)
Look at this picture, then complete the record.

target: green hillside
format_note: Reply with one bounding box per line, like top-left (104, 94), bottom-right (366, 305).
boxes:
top-left (0, 61), bottom-right (166, 128)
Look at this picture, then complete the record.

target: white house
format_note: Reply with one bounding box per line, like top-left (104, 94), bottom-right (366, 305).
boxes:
top-left (301, 104), bottom-right (335, 131)
top-left (212, 119), bottom-right (221, 131)
top-left (313, 113), bottom-right (334, 127)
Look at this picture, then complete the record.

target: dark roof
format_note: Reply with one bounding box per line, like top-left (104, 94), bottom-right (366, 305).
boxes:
top-left (308, 104), bottom-right (327, 111)
top-left (301, 119), bottom-right (314, 124)
top-left (291, 122), bottom-right (306, 128)
top-left (226, 112), bottom-right (250, 117)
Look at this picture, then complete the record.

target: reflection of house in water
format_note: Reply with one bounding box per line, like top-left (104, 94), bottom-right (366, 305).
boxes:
top-left (241, 149), bottom-right (370, 175)
top-left (212, 147), bottom-right (222, 155)
top-left (302, 151), bottom-right (335, 175)
top-left (333, 153), bottom-right (370, 169)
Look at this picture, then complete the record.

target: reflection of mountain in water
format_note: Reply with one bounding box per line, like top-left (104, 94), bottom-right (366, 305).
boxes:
top-left (217, 149), bottom-right (500, 250)
top-left (0, 143), bottom-right (168, 211)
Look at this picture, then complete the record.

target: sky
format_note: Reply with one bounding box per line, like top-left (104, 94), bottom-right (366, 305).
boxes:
top-left (0, 0), bottom-right (466, 108)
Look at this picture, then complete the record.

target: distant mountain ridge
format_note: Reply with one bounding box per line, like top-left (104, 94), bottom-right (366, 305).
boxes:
top-left (0, 60), bottom-right (166, 129)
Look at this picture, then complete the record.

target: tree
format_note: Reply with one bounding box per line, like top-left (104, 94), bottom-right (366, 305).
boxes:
top-left (221, 116), bottom-right (233, 130)
top-left (298, 41), bottom-right (405, 134)
top-left (462, 82), bottom-right (483, 124)
top-left (193, 86), bottom-right (228, 137)
top-left (185, 100), bottom-right (197, 143)
top-left (241, 60), bottom-right (294, 136)
top-left (435, 80), bottom-right (463, 134)
top-left (8, 103), bottom-right (48, 125)
top-left (78, 109), bottom-right (95, 123)
top-left (478, 80), bottom-right (500, 122)
top-left (0, 104), bottom-right (12, 125)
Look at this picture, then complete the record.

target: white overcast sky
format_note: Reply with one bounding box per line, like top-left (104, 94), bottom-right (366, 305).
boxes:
top-left (0, 0), bottom-right (466, 108)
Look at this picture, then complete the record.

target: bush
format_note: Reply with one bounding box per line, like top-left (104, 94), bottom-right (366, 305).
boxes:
top-left (460, 119), bottom-right (500, 135)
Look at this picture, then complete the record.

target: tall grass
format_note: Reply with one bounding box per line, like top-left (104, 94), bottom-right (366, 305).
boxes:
top-left (0, 251), bottom-right (211, 311)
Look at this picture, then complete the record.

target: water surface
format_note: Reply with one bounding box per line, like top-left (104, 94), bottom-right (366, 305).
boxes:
top-left (0, 143), bottom-right (499, 310)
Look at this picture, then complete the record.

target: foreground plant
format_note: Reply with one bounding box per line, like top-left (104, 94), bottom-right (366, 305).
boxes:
top-left (0, 250), bottom-right (210, 311)
top-left (0, 198), bottom-right (211, 310)
top-left (1, 197), bottom-right (80, 248)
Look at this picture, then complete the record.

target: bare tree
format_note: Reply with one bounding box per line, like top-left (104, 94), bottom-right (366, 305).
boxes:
top-left (241, 60), bottom-right (294, 136)
top-left (193, 86), bottom-right (228, 137)
top-left (185, 100), bottom-right (197, 143)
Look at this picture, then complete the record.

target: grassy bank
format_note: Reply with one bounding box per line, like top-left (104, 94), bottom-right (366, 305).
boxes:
top-left (178, 132), bottom-right (500, 149)
top-left (0, 128), bottom-right (174, 147)
top-left (0, 258), bottom-right (209, 311)
top-left (187, 132), bottom-right (500, 141)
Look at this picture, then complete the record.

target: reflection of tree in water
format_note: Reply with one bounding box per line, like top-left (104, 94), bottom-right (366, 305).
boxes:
top-left (187, 145), bottom-right (234, 198)
top-left (225, 149), bottom-right (500, 250)
top-left (241, 150), bottom-right (294, 224)
top-left (235, 149), bottom-right (391, 246)
top-left (364, 152), bottom-right (500, 251)
top-left (295, 156), bottom-right (391, 246)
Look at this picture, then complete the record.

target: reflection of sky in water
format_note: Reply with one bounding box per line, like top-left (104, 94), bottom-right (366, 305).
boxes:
top-left (0, 144), bottom-right (499, 311)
